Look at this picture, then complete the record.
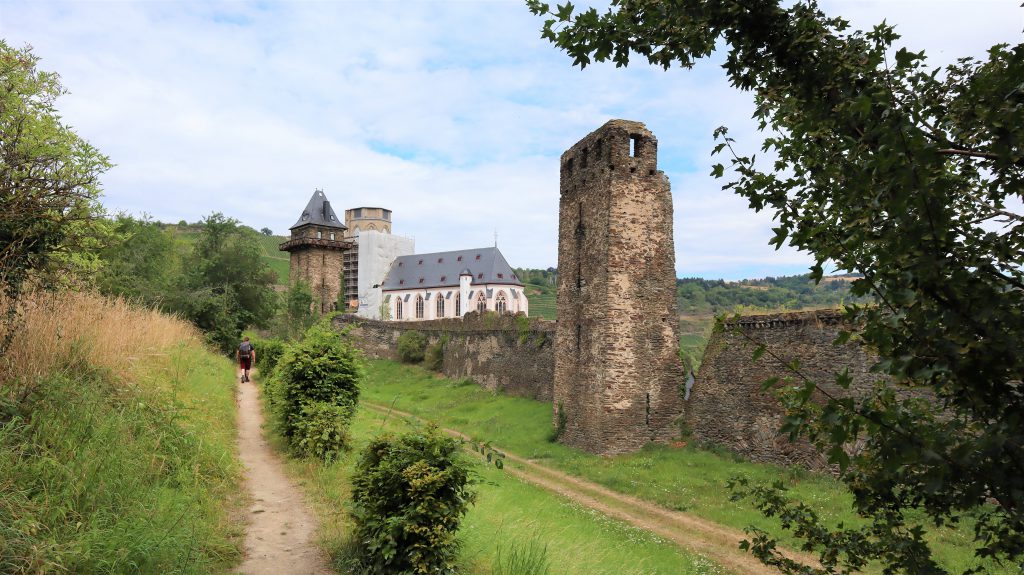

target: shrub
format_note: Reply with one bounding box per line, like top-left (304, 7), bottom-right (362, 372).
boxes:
top-left (274, 324), bottom-right (363, 442)
top-left (396, 330), bottom-right (427, 363)
top-left (423, 334), bottom-right (448, 372)
top-left (292, 401), bottom-right (351, 463)
top-left (348, 427), bottom-right (476, 574)
top-left (546, 402), bottom-right (567, 443)
top-left (249, 334), bottom-right (286, 375)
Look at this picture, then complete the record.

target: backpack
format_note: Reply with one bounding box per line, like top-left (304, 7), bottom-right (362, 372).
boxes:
top-left (239, 341), bottom-right (253, 359)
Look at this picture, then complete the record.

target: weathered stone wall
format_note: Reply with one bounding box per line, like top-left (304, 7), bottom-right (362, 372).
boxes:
top-left (685, 310), bottom-right (882, 469)
top-left (334, 313), bottom-right (555, 401)
top-left (554, 119), bottom-right (685, 455)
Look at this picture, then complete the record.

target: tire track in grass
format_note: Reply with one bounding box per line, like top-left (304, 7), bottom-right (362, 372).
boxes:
top-left (363, 401), bottom-right (820, 575)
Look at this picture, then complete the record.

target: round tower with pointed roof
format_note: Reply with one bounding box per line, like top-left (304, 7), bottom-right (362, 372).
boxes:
top-left (279, 189), bottom-right (354, 313)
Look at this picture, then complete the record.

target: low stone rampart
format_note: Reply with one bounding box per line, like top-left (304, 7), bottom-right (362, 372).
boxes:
top-left (334, 312), bottom-right (555, 401)
top-left (685, 310), bottom-right (883, 469)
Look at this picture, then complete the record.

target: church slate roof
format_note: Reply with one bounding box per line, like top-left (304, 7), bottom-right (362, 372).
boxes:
top-left (289, 190), bottom-right (347, 231)
top-left (380, 247), bottom-right (524, 291)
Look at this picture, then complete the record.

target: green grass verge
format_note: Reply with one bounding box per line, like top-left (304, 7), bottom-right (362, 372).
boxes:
top-left (0, 349), bottom-right (243, 573)
top-left (279, 404), bottom-right (732, 574)
top-left (357, 360), bottom-right (1000, 574)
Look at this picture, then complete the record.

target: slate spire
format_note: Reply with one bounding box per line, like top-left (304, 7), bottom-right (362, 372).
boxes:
top-left (289, 189), bottom-right (348, 230)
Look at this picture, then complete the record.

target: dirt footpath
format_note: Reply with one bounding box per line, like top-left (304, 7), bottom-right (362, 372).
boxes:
top-left (363, 401), bottom-right (818, 575)
top-left (236, 378), bottom-right (333, 575)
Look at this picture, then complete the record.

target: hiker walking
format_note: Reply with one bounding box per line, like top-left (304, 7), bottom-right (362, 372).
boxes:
top-left (237, 336), bottom-right (256, 382)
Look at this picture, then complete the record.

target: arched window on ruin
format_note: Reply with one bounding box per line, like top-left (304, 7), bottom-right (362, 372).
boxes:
top-left (416, 295), bottom-right (425, 319)
top-left (495, 291), bottom-right (507, 314)
top-left (476, 291), bottom-right (487, 313)
top-left (436, 294), bottom-right (445, 318)
top-left (396, 298), bottom-right (403, 320)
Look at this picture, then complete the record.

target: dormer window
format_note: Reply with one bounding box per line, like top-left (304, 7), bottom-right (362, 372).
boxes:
top-left (497, 273), bottom-right (503, 279)
top-left (440, 276), bottom-right (446, 283)
top-left (477, 273), bottom-right (483, 279)
top-left (438, 257), bottom-right (443, 263)
top-left (399, 279), bottom-right (404, 285)
top-left (419, 278), bottom-right (424, 284)
top-left (398, 261), bottom-right (403, 267)
top-left (457, 256), bottom-right (463, 262)
top-left (418, 259), bottom-right (423, 265)
top-left (475, 254), bottom-right (481, 260)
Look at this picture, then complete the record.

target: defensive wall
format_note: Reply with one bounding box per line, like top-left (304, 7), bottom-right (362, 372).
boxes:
top-left (334, 312), bottom-right (555, 401)
top-left (685, 309), bottom-right (880, 469)
top-left (335, 307), bottom-right (897, 470)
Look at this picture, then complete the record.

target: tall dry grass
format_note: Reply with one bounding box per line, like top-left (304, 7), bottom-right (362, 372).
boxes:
top-left (0, 289), bottom-right (202, 392)
top-left (0, 289), bottom-right (243, 573)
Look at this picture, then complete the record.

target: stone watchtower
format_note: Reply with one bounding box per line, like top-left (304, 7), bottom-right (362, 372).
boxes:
top-left (279, 190), bottom-right (354, 313)
top-left (554, 120), bottom-right (685, 455)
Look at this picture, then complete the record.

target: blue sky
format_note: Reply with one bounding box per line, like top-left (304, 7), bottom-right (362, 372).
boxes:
top-left (2, 1), bottom-right (1020, 279)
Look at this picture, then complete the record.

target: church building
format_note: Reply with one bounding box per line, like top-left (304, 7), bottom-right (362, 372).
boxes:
top-left (379, 247), bottom-right (529, 321)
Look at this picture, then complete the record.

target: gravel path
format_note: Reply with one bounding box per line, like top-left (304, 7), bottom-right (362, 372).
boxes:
top-left (236, 378), bottom-right (333, 575)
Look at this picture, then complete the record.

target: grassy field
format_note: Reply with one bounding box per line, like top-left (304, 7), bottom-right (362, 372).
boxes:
top-left (0, 291), bottom-right (243, 573)
top-left (353, 360), bottom-right (1001, 574)
top-left (255, 233), bottom-right (290, 285)
top-left (277, 403), bottom-right (732, 574)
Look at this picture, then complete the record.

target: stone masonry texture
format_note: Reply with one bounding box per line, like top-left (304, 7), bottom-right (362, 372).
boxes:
top-left (335, 313), bottom-right (555, 401)
top-left (554, 120), bottom-right (686, 455)
top-left (686, 310), bottom-right (882, 470)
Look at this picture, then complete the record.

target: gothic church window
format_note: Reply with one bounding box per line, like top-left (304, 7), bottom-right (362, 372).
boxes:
top-left (396, 298), bottom-right (403, 320)
top-left (476, 291), bottom-right (487, 313)
top-left (416, 295), bottom-right (424, 319)
top-left (495, 291), bottom-right (507, 314)
top-left (436, 295), bottom-right (445, 318)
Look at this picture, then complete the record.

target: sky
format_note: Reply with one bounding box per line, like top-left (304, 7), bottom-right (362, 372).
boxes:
top-left (2, 1), bottom-right (1021, 280)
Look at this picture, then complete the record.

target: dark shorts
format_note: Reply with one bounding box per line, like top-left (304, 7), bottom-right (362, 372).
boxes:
top-left (239, 356), bottom-right (252, 370)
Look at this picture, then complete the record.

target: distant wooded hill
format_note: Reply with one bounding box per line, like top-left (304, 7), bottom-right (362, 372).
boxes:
top-left (515, 268), bottom-right (866, 320)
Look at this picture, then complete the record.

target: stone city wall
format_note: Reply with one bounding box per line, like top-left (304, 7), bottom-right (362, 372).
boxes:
top-left (334, 312), bottom-right (555, 401)
top-left (685, 310), bottom-right (883, 469)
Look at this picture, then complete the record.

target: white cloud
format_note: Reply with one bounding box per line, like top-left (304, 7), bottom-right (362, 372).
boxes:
top-left (2, 0), bottom-right (1019, 280)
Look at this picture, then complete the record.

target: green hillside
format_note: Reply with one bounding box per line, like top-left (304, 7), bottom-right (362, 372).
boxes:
top-left (256, 233), bottom-right (290, 285)
top-left (169, 224), bottom-right (290, 286)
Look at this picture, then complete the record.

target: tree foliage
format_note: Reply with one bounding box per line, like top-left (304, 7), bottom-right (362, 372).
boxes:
top-left (528, 1), bottom-right (1023, 572)
top-left (0, 41), bottom-right (111, 356)
top-left (169, 212), bottom-right (278, 353)
top-left (96, 214), bottom-right (179, 304)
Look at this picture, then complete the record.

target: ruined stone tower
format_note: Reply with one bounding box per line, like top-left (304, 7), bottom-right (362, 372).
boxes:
top-left (280, 190), bottom-right (354, 313)
top-left (553, 120), bottom-right (685, 455)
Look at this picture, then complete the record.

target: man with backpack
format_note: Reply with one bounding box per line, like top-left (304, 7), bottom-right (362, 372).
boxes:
top-left (237, 336), bottom-right (256, 383)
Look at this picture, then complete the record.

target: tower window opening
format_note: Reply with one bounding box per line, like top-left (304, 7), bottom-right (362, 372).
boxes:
top-left (630, 135), bottom-right (641, 157)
